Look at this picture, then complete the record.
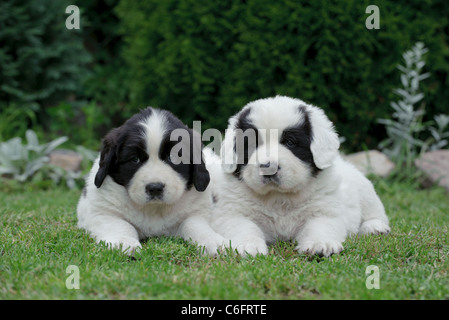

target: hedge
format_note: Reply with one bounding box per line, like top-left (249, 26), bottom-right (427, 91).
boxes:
top-left (0, 0), bottom-right (90, 108)
top-left (117, 0), bottom-right (449, 151)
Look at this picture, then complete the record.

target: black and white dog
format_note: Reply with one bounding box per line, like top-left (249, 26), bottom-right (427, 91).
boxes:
top-left (77, 107), bottom-right (226, 255)
top-left (211, 96), bottom-right (390, 257)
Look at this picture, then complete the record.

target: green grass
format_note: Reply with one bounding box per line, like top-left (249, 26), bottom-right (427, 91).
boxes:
top-left (1, 180), bottom-right (448, 300)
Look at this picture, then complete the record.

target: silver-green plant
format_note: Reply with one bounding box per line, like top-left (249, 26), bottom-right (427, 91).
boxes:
top-left (426, 114), bottom-right (449, 151)
top-left (46, 165), bottom-right (82, 190)
top-left (378, 42), bottom-right (449, 169)
top-left (0, 130), bottom-right (68, 182)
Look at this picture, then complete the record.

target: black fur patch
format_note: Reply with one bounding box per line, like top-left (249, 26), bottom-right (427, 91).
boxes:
top-left (97, 108), bottom-right (151, 187)
top-left (280, 105), bottom-right (320, 176)
top-left (233, 107), bottom-right (259, 178)
top-left (158, 112), bottom-right (193, 188)
top-left (159, 111), bottom-right (210, 192)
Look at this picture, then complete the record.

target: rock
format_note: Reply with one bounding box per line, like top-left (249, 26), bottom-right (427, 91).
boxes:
top-left (49, 149), bottom-right (83, 172)
top-left (343, 150), bottom-right (395, 177)
top-left (414, 150), bottom-right (449, 191)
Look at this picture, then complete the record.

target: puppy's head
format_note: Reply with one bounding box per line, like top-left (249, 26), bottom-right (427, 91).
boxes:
top-left (94, 107), bottom-right (210, 205)
top-left (221, 96), bottom-right (339, 195)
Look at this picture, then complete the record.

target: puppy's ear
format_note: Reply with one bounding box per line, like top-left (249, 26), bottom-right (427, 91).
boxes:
top-left (190, 129), bottom-right (210, 191)
top-left (308, 106), bottom-right (340, 169)
top-left (221, 118), bottom-right (238, 173)
top-left (94, 127), bottom-right (122, 188)
top-left (193, 155), bottom-right (210, 192)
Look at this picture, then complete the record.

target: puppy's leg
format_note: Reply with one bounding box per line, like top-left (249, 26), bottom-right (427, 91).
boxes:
top-left (213, 215), bottom-right (268, 256)
top-left (295, 217), bottom-right (346, 257)
top-left (359, 183), bottom-right (390, 235)
top-left (177, 215), bottom-right (228, 256)
top-left (80, 215), bottom-right (141, 255)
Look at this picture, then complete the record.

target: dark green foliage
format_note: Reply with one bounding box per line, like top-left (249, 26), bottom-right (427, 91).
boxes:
top-left (1, 0), bottom-right (447, 151)
top-left (77, 0), bottom-right (132, 132)
top-left (0, 0), bottom-right (91, 108)
top-left (117, 0), bottom-right (449, 150)
top-left (0, 0), bottom-right (129, 145)
top-left (35, 0), bottom-right (132, 147)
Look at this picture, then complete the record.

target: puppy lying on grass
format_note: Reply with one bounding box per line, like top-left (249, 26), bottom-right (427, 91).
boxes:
top-left (77, 107), bottom-right (226, 255)
top-left (211, 96), bottom-right (390, 257)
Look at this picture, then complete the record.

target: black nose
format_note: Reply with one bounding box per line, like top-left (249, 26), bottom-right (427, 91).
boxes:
top-left (259, 162), bottom-right (281, 175)
top-left (145, 183), bottom-right (165, 198)
top-left (260, 162), bottom-right (271, 169)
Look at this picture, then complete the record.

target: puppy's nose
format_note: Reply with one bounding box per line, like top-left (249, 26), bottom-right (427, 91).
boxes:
top-left (259, 162), bottom-right (280, 175)
top-left (145, 183), bottom-right (165, 198)
top-left (259, 162), bottom-right (272, 169)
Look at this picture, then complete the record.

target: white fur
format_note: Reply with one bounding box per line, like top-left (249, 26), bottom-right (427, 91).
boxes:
top-left (212, 96), bottom-right (390, 257)
top-left (77, 111), bottom-right (226, 255)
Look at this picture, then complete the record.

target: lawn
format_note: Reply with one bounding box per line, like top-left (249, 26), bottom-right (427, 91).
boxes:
top-left (0, 179), bottom-right (448, 300)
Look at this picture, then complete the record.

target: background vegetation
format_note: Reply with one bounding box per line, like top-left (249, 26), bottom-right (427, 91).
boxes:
top-left (1, 0), bottom-right (448, 151)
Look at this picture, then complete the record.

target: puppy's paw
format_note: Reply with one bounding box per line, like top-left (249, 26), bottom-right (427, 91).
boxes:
top-left (296, 240), bottom-right (343, 257)
top-left (101, 237), bottom-right (142, 255)
top-left (230, 236), bottom-right (268, 256)
top-left (359, 219), bottom-right (390, 235)
top-left (196, 234), bottom-right (229, 256)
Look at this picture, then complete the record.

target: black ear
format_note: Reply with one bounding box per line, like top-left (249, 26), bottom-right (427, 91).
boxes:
top-left (193, 155), bottom-right (210, 192)
top-left (94, 127), bottom-right (121, 188)
top-left (190, 129), bottom-right (210, 192)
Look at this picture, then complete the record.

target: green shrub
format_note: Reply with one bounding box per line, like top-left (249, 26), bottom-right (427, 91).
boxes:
top-left (77, 0), bottom-right (132, 132)
top-left (0, 103), bottom-right (39, 142)
top-left (117, 0), bottom-right (449, 151)
top-left (0, 0), bottom-right (91, 108)
top-left (41, 101), bottom-right (101, 150)
top-left (0, 1), bottom-right (128, 147)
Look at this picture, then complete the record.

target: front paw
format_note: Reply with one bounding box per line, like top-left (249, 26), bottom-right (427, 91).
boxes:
top-left (359, 219), bottom-right (390, 235)
top-left (101, 237), bottom-right (142, 255)
top-left (229, 236), bottom-right (268, 256)
top-left (196, 234), bottom-right (228, 256)
top-left (296, 240), bottom-right (343, 257)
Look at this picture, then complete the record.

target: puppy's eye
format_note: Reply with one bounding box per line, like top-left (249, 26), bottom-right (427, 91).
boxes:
top-left (131, 156), bottom-right (141, 164)
top-left (284, 139), bottom-right (296, 148)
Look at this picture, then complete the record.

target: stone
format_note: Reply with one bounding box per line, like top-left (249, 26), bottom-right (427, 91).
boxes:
top-left (49, 149), bottom-right (83, 172)
top-left (343, 150), bottom-right (395, 177)
top-left (414, 150), bottom-right (449, 191)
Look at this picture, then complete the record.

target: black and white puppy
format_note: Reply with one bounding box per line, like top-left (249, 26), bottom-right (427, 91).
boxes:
top-left (211, 96), bottom-right (390, 257)
top-left (77, 107), bottom-right (226, 255)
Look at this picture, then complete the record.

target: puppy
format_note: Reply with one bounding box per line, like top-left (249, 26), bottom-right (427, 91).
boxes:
top-left (77, 107), bottom-right (226, 255)
top-left (211, 96), bottom-right (390, 257)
